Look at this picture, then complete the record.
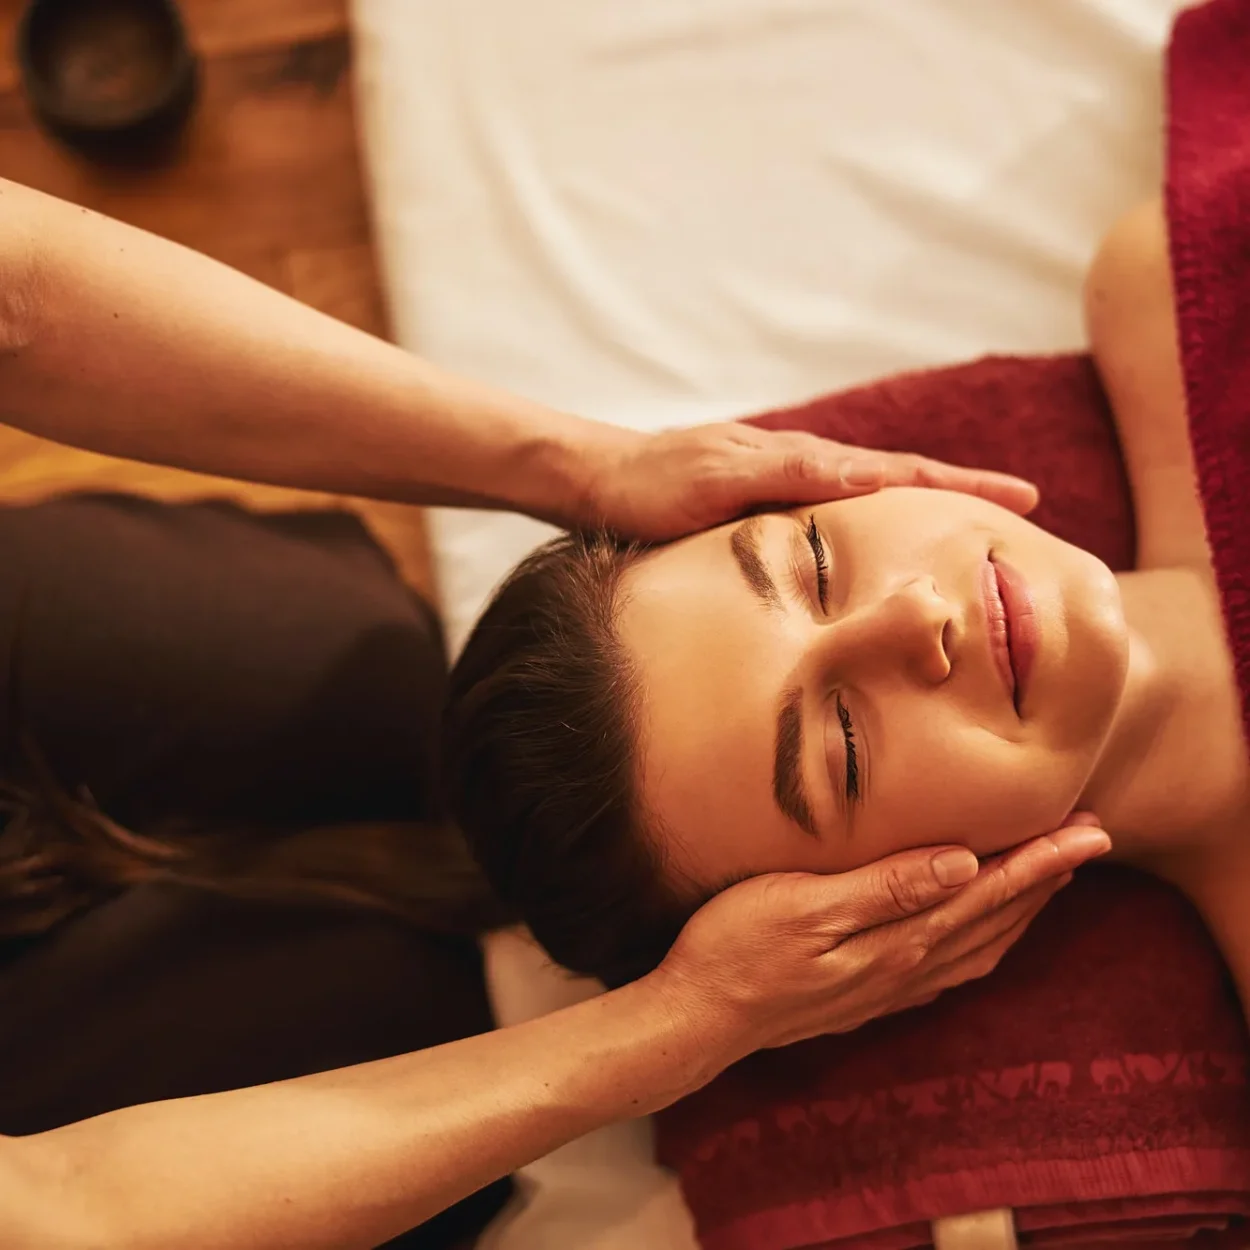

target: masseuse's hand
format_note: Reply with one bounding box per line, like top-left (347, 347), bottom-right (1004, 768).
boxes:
top-left (589, 423), bottom-right (1039, 541)
top-left (650, 817), bottom-right (1109, 1061)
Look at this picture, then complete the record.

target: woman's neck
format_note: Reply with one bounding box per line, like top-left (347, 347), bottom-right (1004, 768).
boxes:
top-left (1085, 567), bottom-right (1250, 1030)
top-left (1079, 568), bottom-right (1249, 859)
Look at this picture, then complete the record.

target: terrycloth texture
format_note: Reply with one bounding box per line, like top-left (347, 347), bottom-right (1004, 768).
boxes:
top-left (1167, 0), bottom-right (1250, 743)
top-left (655, 5), bottom-right (1250, 1242)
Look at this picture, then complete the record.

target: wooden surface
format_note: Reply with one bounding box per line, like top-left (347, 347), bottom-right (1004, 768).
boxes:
top-left (0, 0), bottom-right (383, 328)
top-left (0, 0), bottom-right (436, 599)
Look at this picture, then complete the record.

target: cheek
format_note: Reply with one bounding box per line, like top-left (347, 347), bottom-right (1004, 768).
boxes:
top-left (864, 721), bottom-right (1088, 860)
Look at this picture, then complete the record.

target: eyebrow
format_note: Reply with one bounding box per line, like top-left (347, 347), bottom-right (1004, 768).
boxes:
top-left (730, 516), bottom-right (783, 611)
top-left (732, 518), bottom-right (820, 839)
top-left (774, 686), bottom-right (818, 838)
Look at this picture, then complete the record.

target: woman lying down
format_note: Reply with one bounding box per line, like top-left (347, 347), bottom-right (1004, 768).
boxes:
top-left (444, 198), bottom-right (1250, 1023)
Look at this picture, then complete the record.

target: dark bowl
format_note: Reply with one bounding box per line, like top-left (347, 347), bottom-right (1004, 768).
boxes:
top-left (16, 0), bottom-right (197, 163)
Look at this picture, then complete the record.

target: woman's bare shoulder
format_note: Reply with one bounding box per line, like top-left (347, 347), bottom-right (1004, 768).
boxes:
top-left (1084, 200), bottom-right (1211, 573)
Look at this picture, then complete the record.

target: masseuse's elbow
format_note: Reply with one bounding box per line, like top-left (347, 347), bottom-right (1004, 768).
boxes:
top-left (0, 178), bottom-right (48, 359)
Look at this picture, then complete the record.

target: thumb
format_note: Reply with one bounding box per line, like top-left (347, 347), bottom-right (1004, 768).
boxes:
top-left (817, 846), bottom-right (980, 940)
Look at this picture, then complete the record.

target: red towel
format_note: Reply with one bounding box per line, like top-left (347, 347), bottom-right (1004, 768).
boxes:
top-left (654, 3), bottom-right (1250, 1245)
top-left (1167, 0), bottom-right (1250, 740)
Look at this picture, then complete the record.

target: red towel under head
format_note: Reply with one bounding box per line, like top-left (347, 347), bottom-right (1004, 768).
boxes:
top-left (654, 2), bottom-right (1250, 1245)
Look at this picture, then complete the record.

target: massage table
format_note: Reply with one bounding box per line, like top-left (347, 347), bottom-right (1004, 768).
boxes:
top-left (349, 2), bottom-right (1187, 1246)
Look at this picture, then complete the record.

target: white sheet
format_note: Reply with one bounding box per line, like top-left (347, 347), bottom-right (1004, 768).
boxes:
top-left (354, 0), bottom-right (1178, 654)
top-left (351, 2), bottom-right (1182, 1245)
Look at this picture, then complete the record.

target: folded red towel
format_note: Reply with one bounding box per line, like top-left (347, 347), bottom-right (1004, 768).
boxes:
top-left (654, 2), bottom-right (1250, 1243)
top-left (1167, 0), bottom-right (1250, 741)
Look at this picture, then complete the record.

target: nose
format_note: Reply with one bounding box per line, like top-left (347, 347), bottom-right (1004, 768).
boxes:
top-left (816, 576), bottom-right (953, 685)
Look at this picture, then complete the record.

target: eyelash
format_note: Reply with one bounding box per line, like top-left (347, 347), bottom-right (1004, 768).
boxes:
top-left (805, 514), bottom-right (829, 611)
top-left (805, 517), bottom-right (858, 803)
top-left (836, 695), bottom-right (860, 803)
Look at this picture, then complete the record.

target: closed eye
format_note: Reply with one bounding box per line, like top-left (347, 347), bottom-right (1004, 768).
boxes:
top-left (806, 514), bottom-right (829, 612)
top-left (837, 694), bottom-right (860, 804)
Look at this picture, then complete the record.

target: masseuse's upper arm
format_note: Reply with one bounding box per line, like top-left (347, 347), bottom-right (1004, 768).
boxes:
top-left (1083, 199), bottom-right (1209, 572)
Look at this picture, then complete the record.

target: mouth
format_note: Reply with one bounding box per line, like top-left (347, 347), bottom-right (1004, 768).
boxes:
top-left (982, 553), bottom-right (1039, 715)
top-left (981, 557), bottom-right (1016, 710)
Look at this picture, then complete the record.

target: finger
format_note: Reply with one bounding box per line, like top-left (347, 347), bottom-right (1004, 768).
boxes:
top-left (808, 844), bottom-right (982, 941)
top-left (919, 871), bottom-right (1071, 969)
top-left (837, 455), bottom-right (1037, 511)
top-left (837, 867), bottom-right (1066, 999)
top-left (721, 443), bottom-right (891, 509)
top-left (920, 824), bottom-right (1109, 936)
top-left (862, 888), bottom-right (1052, 1021)
top-left (921, 889), bottom-right (1050, 996)
top-left (1065, 809), bottom-right (1103, 828)
top-left (898, 457), bottom-right (1040, 516)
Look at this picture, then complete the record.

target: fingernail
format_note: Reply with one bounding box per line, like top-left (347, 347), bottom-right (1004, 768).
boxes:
top-left (932, 848), bottom-right (979, 887)
top-left (1066, 810), bottom-right (1102, 828)
top-left (841, 459), bottom-right (886, 487)
top-left (1064, 828), bottom-right (1112, 858)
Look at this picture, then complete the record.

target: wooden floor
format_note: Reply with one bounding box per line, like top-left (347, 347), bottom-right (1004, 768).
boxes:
top-left (0, 0), bottom-right (435, 594)
top-left (0, 0), bottom-right (385, 334)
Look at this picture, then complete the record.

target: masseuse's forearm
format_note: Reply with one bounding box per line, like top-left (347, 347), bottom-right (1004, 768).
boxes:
top-left (0, 179), bottom-right (629, 523)
top-left (0, 976), bottom-right (723, 1250)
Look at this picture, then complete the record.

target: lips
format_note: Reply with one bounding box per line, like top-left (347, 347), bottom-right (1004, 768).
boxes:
top-left (980, 553), bottom-right (1040, 715)
top-left (981, 558), bottom-right (1016, 708)
top-left (993, 556), bottom-right (1039, 712)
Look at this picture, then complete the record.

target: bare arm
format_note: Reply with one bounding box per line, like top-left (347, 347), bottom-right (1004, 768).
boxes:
top-left (1083, 198), bottom-right (1209, 572)
top-left (0, 829), bottom-right (1103, 1250)
top-left (0, 178), bottom-right (614, 525)
top-left (9, 977), bottom-right (713, 1250)
top-left (0, 180), bottom-right (1036, 539)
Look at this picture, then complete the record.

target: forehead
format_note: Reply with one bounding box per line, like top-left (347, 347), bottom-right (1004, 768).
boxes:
top-left (616, 523), bottom-right (798, 883)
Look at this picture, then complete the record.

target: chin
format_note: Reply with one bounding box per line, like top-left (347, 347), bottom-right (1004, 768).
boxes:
top-left (1085, 558), bottom-right (1132, 687)
top-left (1037, 550), bottom-right (1130, 757)
top-left (1069, 555), bottom-right (1131, 743)
top-left (1086, 556), bottom-right (1128, 636)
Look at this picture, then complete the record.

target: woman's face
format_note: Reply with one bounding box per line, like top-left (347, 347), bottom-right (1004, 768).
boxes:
top-left (616, 488), bottom-right (1130, 890)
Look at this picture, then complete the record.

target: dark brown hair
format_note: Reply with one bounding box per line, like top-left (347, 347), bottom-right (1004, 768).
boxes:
top-left (443, 532), bottom-right (702, 989)
top-left (0, 519), bottom-right (504, 948)
top-left (0, 721), bottom-right (503, 945)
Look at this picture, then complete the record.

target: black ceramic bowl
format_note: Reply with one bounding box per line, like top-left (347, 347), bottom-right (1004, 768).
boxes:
top-left (16, 0), bottom-right (197, 162)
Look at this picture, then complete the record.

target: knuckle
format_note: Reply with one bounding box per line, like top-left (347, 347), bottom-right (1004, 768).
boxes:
top-left (921, 906), bottom-right (961, 947)
top-left (1032, 832), bottom-right (1064, 863)
top-left (882, 864), bottom-right (924, 915)
top-left (901, 934), bottom-right (932, 972)
top-left (699, 452), bottom-right (747, 498)
top-left (871, 933), bottom-right (924, 978)
top-left (701, 447), bottom-right (738, 479)
top-left (979, 857), bottom-right (1017, 907)
top-left (783, 450), bottom-right (821, 483)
